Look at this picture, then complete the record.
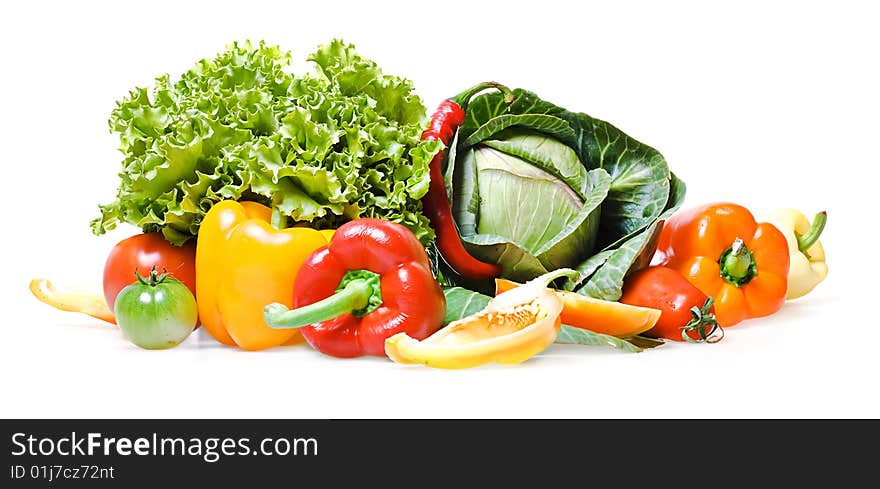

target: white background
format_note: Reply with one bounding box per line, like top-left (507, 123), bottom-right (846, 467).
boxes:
top-left (2, 0), bottom-right (877, 418)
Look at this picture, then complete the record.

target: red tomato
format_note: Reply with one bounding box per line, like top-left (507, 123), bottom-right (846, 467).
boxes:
top-left (103, 233), bottom-right (197, 312)
top-left (620, 266), bottom-right (721, 343)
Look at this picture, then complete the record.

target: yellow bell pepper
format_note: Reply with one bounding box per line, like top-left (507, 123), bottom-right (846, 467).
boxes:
top-left (765, 209), bottom-right (828, 300)
top-left (196, 201), bottom-right (332, 351)
top-left (384, 270), bottom-right (571, 369)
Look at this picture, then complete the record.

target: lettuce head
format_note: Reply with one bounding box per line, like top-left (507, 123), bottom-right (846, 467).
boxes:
top-left (92, 40), bottom-right (441, 245)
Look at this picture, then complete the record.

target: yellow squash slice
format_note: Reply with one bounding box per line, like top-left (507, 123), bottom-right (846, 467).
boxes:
top-left (385, 270), bottom-right (570, 369)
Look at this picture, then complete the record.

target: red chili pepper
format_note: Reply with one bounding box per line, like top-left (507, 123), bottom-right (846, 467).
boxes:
top-left (421, 82), bottom-right (513, 280)
top-left (263, 218), bottom-right (446, 358)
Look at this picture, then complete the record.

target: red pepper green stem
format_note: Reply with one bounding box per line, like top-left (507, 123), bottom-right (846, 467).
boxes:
top-left (797, 211), bottom-right (827, 252)
top-left (719, 238), bottom-right (757, 287)
top-left (264, 270), bottom-right (383, 329)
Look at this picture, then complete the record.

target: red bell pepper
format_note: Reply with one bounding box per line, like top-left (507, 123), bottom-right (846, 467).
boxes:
top-left (263, 218), bottom-right (446, 358)
top-left (421, 82), bottom-right (512, 280)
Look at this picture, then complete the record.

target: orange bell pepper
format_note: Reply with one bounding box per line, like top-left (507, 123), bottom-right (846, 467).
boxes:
top-left (655, 202), bottom-right (790, 327)
top-left (196, 201), bottom-right (332, 351)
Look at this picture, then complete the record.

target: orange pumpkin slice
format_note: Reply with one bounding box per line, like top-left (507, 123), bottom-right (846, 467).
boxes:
top-left (495, 278), bottom-right (659, 338)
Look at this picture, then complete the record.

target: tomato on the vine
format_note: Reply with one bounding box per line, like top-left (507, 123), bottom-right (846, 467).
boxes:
top-left (114, 267), bottom-right (197, 350)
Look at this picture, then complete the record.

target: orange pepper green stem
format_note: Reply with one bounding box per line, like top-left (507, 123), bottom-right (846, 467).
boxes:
top-left (719, 238), bottom-right (757, 286)
top-left (656, 202), bottom-right (790, 327)
top-left (195, 200), bottom-right (332, 351)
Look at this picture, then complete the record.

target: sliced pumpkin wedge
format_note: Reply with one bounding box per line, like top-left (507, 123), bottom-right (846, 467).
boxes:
top-left (29, 278), bottom-right (116, 324)
top-left (495, 278), bottom-right (659, 338)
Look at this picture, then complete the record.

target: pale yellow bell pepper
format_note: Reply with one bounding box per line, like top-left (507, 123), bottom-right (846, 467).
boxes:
top-left (765, 209), bottom-right (828, 300)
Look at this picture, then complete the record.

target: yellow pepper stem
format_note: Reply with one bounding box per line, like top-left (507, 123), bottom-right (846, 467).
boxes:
top-left (797, 211), bottom-right (827, 253)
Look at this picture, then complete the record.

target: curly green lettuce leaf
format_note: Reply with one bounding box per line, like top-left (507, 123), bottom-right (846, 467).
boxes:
top-left (93, 40), bottom-right (440, 245)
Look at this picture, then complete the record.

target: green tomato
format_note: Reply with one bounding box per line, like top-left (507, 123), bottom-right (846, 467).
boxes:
top-left (113, 267), bottom-right (197, 350)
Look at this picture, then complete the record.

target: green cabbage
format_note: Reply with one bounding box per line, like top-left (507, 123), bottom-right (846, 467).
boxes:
top-left (446, 88), bottom-right (686, 300)
top-left (92, 40), bottom-right (441, 245)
